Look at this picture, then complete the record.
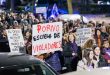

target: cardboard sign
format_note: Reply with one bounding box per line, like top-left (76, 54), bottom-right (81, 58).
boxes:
top-left (6, 29), bottom-right (25, 53)
top-left (32, 22), bottom-right (63, 55)
top-left (76, 28), bottom-right (92, 47)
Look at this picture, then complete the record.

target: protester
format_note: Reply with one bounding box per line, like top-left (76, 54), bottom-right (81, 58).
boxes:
top-left (77, 49), bottom-right (95, 71)
top-left (82, 39), bottom-right (95, 60)
top-left (101, 26), bottom-right (109, 40)
top-left (25, 33), bottom-right (32, 54)
top-left (63, 33), bottom-right (78, 72)
top-left (0, 11), bottom-right (110, 73)
top-left (94, 28), bottom-right (104, 48)
top-left (102, 39), bottom-right (110, 66)
top-left (45, 51), bottom-right (62, 73)
top-left (92, 45), bottom-right (107, 67)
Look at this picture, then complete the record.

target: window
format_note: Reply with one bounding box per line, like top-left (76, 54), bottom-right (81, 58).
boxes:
top-left (0, 64), bottom-right (57, 75)
top-left (39, 64), bottom-right (56, 75)
top-left (0, 65), bottom-right (37, 75)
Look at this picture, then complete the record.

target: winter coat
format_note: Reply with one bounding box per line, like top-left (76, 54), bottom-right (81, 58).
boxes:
top-left (45, 52), bottom-right (61, 72)
top-left (103, 48), bottom-right (110, 60)
top-left (63, 42), bottom-right (78, 64)
top-left (98, 55), bottom-right (107, 67)
top-left (77, 58), bottom-right (94, 71)
top-left (101, 32), bottom-right (109, 40)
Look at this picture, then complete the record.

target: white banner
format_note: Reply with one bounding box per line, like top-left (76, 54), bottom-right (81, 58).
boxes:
top-left (36, 7), bottom-right (47, 13)
top-left (76, 28), bottom-right (92, 47)
top-left (6, 29), bottom-right (25, 53)
top-left (32, 22), bottom-right (63, 55)
top-left (36, 7), bottom-right (47, 19)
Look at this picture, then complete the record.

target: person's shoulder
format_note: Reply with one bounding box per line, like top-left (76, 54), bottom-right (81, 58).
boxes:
top-left (78, 60), bottom-right (84, 65)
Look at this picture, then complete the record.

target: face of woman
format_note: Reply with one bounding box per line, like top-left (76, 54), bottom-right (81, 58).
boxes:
top-left (103, 41), bottom-right (109, 48)
top-left (94, 47), bottom-right (100, 56)
top-left (97, 30), bottom-right (101, 35)
top-left (26, 32), bottom-right (30, 37)
top-left (89, 51), bottom-right (94, 60)
top-left (63, 35), bottom-right (67, 40)
top-left (101, 26), bottom-right (106, 32)
top-left (68, 34), bottom-right (75, 42)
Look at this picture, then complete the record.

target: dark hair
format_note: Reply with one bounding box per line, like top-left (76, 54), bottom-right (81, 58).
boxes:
top-left (92, 45), bottom-right (100, 55)
top-left (94, 28), bottom-right (102, 36)
top-left (92, 45), bottom-right (101, 61)
top-left (92, 45), bottom-right (99, 50)
top-left (83, 49), bottom-right (93, 58)
top-left (96, 24), bottom-right (102, 28)
top-left (83, 49), bottom-right (93, 65)
top-left (102, 39), bottom-right (108, 45)
top-left (68, 21), bottom-right (73, 29)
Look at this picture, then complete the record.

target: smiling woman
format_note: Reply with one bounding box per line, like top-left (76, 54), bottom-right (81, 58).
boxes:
top-left (77, 49), bottom-right (94, 71)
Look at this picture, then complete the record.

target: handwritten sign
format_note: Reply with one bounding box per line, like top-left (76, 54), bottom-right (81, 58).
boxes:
top-left (76, 28), bottom-right (92, 47)
top-left (6, 29), bottom-right (25, 53)
top-left (32, 22), bottom-right (63, 55)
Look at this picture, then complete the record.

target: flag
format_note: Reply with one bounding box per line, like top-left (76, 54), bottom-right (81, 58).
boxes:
top-left (25, 5), bottom-right (31, 12)
top-left (50, 4), bottom-right (59, 18)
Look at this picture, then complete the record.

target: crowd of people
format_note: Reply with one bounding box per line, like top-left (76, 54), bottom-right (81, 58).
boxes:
top-left (0, 11), bottom-right (110, 74)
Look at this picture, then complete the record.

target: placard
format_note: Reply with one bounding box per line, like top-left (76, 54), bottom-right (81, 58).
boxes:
top-left (76, 28), bottom-right (92, 47)
top-left (32, 22), bottom-right (63, 55)
top-left (6, 29), bottom-right (25, 53)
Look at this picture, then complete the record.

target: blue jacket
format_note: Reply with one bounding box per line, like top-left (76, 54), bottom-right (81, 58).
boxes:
top-left (45, 52), bottom-right (61, 72)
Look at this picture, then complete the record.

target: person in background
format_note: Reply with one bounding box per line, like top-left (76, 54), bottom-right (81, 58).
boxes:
top-left (102, 39), bottom-right (110, 66)
top-left (74, 19), bottom-right (81, 27)
top-left (0, 29), bottom-right (10, 52)
top-left (13, 21), bottom-right (19, 29)
top-left (24, 30), bottom-right (31, 41)
top-left (102, 21), bottom-right (106, 26)
top-left (93, 45), bottom-right (107, 67)
top-left (82, 39), bottom-right (95, 60)
top-left (101, 26), bottom-right (109, 40)
top-left (68, 21), bottom-right (74, 33)
top-left (63, 33), bottom-right (78, 72)
top-left (94, 28), bottom-right (104, 48)
top-left (106, 25), bottom-right (110, 35)
top-left (96, 21), bottom-right (102, 28)
top-left (27, 15), bottom-right (33, 25)
top-left (24, 30), bottom-right (32, 55)
top-left (8, 25), bottom-right (13, 29)
top-left (45, 51), bottom-right (61, 73)
top-left (63, 22), bottom-right (69, 34)
top-left (62, 33), bottom-right (69, 69)
top-left (27, 24), bottom-right (32, 31)
top-left (34, 53), bottom-right (46, 61)
top-left (83, 39), bottom-right (94, 50)
top-left (77, 49), bottom-right (95, 71)
top-left (38, 14), bottom-right (46, 23)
